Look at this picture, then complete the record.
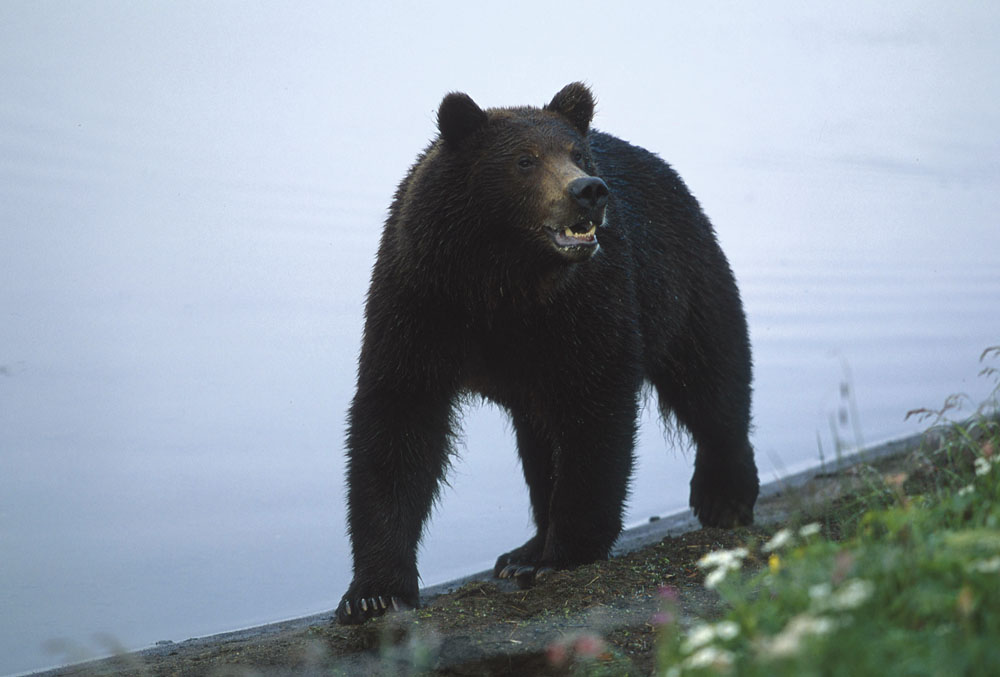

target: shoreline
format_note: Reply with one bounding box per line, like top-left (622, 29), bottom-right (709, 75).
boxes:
top-left (28, 427), bottom-right (938, 676)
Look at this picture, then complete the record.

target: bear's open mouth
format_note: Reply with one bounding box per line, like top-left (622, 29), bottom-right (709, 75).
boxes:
top-left (548, 221), bottom-right (599, 249)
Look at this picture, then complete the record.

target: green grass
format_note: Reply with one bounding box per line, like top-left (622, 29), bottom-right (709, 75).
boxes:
top-left (655, 347), bottom-right (1000, 677)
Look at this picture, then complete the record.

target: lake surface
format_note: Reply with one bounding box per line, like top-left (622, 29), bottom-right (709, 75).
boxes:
top-left (2, 3), bottom-right (998, 674)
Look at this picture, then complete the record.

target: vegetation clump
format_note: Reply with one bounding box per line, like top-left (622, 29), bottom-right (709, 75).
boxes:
top-left (655, 346), bottom-right (1000, 676)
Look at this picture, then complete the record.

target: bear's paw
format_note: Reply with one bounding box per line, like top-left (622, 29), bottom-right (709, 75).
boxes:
top-left (336, 582), bottom-right (418, 625)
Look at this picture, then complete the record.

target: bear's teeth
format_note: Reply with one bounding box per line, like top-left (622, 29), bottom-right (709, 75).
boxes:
top-left (563, 224), bottom-right (596, 239)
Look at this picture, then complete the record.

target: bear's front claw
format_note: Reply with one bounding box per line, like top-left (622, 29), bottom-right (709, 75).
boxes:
top-left (337, 593), bottom-right (413, 624)
top-left (360, 596), bottom-right (395, 612)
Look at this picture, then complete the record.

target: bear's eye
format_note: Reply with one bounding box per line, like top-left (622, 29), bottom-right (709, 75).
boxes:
top-left (572, 150), bottom-right (585, 165)
top-left (517, 155), bottom-right (536, 170)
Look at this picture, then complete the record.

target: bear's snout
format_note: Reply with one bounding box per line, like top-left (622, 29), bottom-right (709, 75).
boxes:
top-left (569, 176), bottom-right (609, 212)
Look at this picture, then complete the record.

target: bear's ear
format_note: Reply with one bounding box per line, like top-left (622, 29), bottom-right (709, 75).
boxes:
top-left (545, 82), bottom-right (595, 135)
top-left (437, 92), bottom-right (488, 148)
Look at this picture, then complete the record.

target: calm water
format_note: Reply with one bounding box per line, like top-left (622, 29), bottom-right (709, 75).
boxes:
top-left (2, 3), bottom-right (999, 674)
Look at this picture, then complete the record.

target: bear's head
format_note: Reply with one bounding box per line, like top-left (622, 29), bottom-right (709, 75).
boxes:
top-left (431, 82), bottom-right (610, 266)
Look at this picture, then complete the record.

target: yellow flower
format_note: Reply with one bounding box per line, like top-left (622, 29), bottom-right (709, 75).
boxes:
top-left (768, 553), bottom-right (782, 573)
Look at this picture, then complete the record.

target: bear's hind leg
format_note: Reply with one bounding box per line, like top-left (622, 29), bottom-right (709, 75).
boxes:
top-left (494, 412), bottom-right (552, 582)
top-left (652, 343), bottom-right (759, 527)
top-left (650, 312), bottom-right (760, 528)
top-left (499, 395), bottom-right (639, 587)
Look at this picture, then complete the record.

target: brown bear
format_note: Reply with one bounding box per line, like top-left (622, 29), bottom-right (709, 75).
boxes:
top-left (337, 83), bottom-right (758, 623)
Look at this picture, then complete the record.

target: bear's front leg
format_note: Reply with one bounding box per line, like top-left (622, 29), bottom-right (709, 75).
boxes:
top-left (336, 386), bottom-right (454, 624)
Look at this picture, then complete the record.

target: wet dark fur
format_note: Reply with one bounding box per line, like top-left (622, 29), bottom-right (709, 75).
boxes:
top-left (337, 83), bottom-right (758, 623)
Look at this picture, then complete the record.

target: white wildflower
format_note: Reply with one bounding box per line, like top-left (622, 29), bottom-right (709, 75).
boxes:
top-left (682, 623), bottom-right (718, 653)
top-left (968, 556), bottom-right (1000, 573)
top-left (704, 567), bottom-right (730, 589)
top-left (697, 548), bottom-right (748, 570)
top-left (974, 456), bottom-right (993, 476)
top-left (799, 522), bottom-right (822, 538)
top-left (757, 614), bottom-right (835, 660)
top-left (698, 547), bottom-right (748, 589)
top-left (714, 620), bottom-right (740, 641)
top-left (684, 646), bottom-right (735, 670)
top-left (681, 620), bottom-right (741, 655)
top-left (957, 485), bottom-right (975, 497)
top-left (808, 583), bottom-right (832, 602)
top-left (828, 579), bottom-right (875, 610)
top-left (762, 528), bottom-right (794, 553)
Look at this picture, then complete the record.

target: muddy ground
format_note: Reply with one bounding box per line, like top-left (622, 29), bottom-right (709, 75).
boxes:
top-left (36, 432), bottom-right (938, 677)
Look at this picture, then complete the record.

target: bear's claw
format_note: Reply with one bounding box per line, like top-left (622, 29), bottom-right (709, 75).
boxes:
top-left (337, 594), bottom-right (409, 624)
top-left (497, 563), bottom-right (555, 588)
top-left (358, 597), bottom-right (388, 612)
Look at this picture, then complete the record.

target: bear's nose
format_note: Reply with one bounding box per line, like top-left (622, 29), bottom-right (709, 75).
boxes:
top-left (569, 176), bottom-right (609, 211)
